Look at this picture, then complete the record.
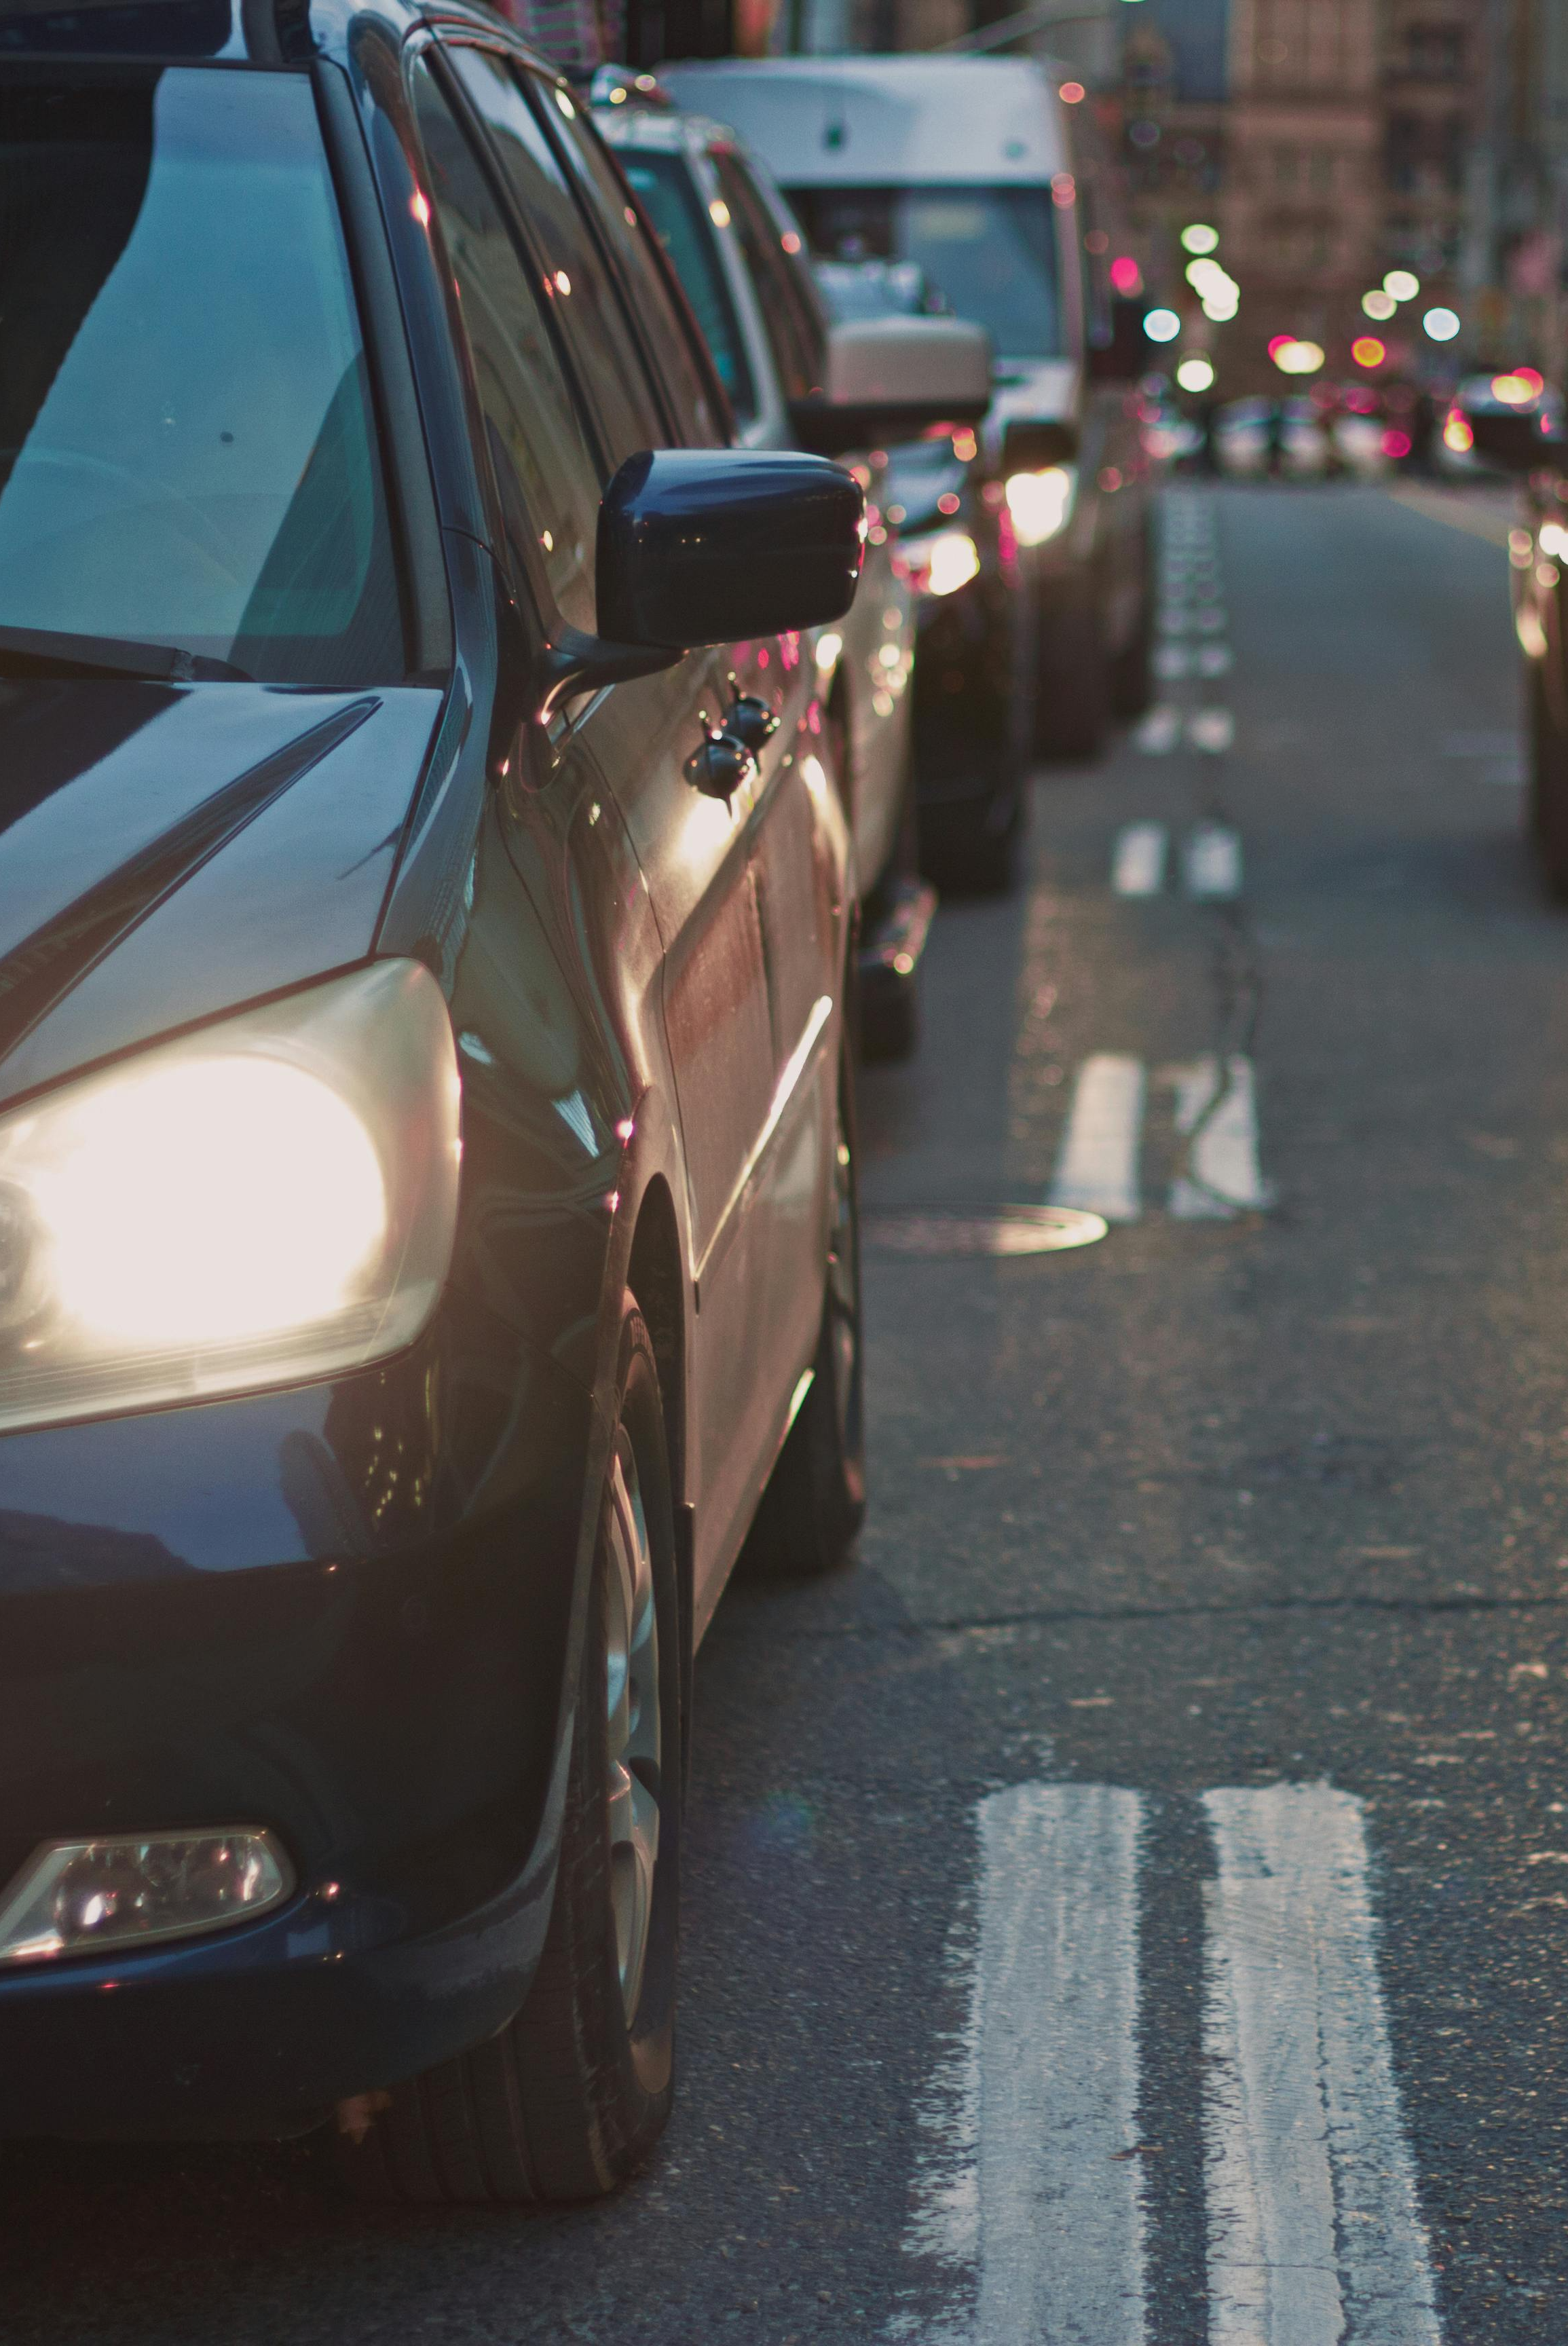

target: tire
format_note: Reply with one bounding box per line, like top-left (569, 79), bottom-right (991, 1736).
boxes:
top-left (337, 1301), bottom-right (682, 2203)
top-left (741, 1049), bottom-right (866, 1578)
top-left (1529, 656), bottom-right (1568, 901)
top-left (1036, 589), bottom-right (1110, 761)
top-left (1110, 535), bottom-right (1155, 720)
top-left (918, 785), bottom-right (1022, 897)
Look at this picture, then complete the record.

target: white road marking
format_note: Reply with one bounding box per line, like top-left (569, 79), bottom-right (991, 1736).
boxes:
top-left (1183, 820), bottom-right (1242, 893)
top-left (972, 1785), bottom-right (1148, 2346)
top-left (1113, 821), bottom-right (1168, 896)
top-left (1195, 607), bottom-right (1229, 634)
top-left (1189, 709), bottom-right (1237, 755)
top-left (1155, 643), bottom-right (1193, 678)
top-left (1050, 1054), bottom-right (1145, 1221)
top-left (1169, 1055), bottom-right (1271, 1215)
top-left (1203, 1786), bottom-right (1443, 2346)
top-left (1197, 643), bottom-right (1234, 677)
top-left (1135, 704), bottom-right (1183, 753)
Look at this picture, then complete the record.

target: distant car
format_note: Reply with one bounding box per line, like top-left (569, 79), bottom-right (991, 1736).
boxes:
top-left (1453, 375), bottom-right (1568, 893)
top-left (0, 0), bottom-right (882, 2189)
top-left (660, 56), bottom-right (1156, 777)
top-left (598, 95), bottom-right (984, 1036)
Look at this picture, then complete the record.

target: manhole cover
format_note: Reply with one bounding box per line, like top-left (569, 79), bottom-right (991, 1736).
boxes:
top-left (863, 1206), bottom-right (1108, 1258)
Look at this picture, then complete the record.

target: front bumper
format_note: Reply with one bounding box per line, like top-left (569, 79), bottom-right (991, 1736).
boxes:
top-left (0, 1324), bottom-right (590, 2139)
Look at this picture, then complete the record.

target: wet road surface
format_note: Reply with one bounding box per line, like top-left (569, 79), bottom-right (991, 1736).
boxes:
top-left (9, 483), bottom-right (1567, 2343)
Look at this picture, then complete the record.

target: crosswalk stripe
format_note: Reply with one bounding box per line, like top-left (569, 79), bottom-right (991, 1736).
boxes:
top-left (1203, 1787), bottom-right (1443, 2346)
top-left (1183, 819), bottom-right (1242, 892)
top-left (1112, 822), bottom-right (1168, 895)
top-left (1049, 1053), bottom-right (1145, 1221)
top-left (974, 1785), bottom-right (1147, 2345)
top-left (1169, 1055), bottom-right (1271, 1215)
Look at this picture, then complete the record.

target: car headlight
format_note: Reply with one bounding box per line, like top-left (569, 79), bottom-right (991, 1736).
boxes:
top-left (897, 527), bottom-right (981, 599)
top-left (1005, 463), bottom-right (1077, 546)
top-left (0, 960), bottom-right (461, 1434)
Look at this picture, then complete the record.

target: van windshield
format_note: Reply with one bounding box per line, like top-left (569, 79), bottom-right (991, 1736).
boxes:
top-left (785, 184), bottom-right (1062, 362)
top-left (0, 68), bottom-right (406, 687)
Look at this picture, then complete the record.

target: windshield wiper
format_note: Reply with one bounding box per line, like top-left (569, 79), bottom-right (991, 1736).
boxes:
top-left (0, 626), bottom-right (253, 684)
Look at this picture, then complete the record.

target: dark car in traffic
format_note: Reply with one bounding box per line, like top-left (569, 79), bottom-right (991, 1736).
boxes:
top-left (0, 0), bottom-right (879, 2196)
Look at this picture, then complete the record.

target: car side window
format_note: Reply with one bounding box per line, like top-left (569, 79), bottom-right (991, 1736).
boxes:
top-left (711, 151), bottom-right (825, 404)
top-left (617, 149), bottom-right (756, 426)
top-left (443, 45), bottom-right (662, 470)
top-left (407, 52), bottom-right (599, 633)
top-left (536, 86), bottom-right (729, 449)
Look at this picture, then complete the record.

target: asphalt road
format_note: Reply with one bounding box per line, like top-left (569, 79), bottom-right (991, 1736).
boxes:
top-left (9, 482), bottom-right (1567, 2345)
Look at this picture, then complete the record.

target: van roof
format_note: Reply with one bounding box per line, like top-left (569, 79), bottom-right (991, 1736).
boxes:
top-left (658, 55), bottom-right (1068, 187)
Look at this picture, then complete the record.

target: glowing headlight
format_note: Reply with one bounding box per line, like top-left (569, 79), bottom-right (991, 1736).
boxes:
top-left (899, 528), bottom-right (981, 599)
top-left (1005, 464), bottom-right (1076, 546)
top-left (0, 961), bottom-right (461, 1434)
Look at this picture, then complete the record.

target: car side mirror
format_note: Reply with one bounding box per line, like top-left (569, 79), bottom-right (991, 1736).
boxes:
top-left (595, 447), bottom-right (865, 651)
top-left (1087, 294), bottom-right (1152, 384)
top-left (1001, 418), bottom-right (1079, 472)
top-left (790, 316), bottom-right (994, 456)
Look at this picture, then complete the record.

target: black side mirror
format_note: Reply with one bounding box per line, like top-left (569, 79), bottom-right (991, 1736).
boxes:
top-left (1001, 418), bottom-right (1079, 472)
top-left (1086, 294), bottom-right (1152, 385)
top-left (597, 449), bottom-right (865, 650)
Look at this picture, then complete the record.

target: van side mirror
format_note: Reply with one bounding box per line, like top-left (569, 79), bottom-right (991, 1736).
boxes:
top-left (1002, 418), bottom-right (1078, 472)
top-left (595, 447), bottom-right (865, 650)
top-left (791, 316), bottom-right (993, 455)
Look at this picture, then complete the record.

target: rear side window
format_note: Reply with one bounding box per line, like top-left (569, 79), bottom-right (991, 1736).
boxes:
top-left (618, 149), bottom-right (755, 424)
top-left (445, 45), bottom-right (662, 470)
top-left (710, 149), bottom-right (825, 402)
top-left (408, 54), bottom-right (599, 632)
top-left (541, 92), bottom-right (728, 448)
top-left (787, 183), bottom-right (1062, 360)
top-left (0, 67), bottom-right (405, 686)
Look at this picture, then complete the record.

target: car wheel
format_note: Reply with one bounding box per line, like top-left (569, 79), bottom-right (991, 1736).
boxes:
top-left (917, 784), bottom-right (1023, 897)
top-left (1110, 534), bottom-right (1155, 719)
top-left (1036, 588), bottom-right (1110, 761)
top-left (741, 1049), bottom-right (866, 1577)
top-left (1529, 658), bottom-right (1568, 901)
top-left (337, 1299), bottom-right (682, 2203)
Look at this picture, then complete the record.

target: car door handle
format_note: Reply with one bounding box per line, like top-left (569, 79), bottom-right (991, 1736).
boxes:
top-left (724, 694), bottom-right (780, 751)
top-left (684, 728), bottom-right (755, 801)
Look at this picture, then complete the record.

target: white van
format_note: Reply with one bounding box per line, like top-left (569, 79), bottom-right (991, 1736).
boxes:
top-left (660, 54), bottom-right (1155, 764)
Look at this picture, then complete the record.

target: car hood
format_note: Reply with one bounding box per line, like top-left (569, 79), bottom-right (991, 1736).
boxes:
top-left (0, 680), bottom-right (445, 1109)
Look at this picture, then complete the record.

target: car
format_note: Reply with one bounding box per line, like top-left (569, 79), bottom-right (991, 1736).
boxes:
top-left (597, 88), bottom-right (990, 1021)
top-left (658, 53), bottom-right (1156, 770)
top-left (0, 0), bottom-right (925, 2192)
top-left (1451, 373), bottom-right (1568, 894)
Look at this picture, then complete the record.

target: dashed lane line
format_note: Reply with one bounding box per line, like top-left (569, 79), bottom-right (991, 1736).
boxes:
top-left (1203, 1786), bottom-right (1444, 2346)
top-left (1182, 820), bottom-right (1242, 895)
top-left (972, 1786), bottom-right (1147, 2346)
top-left (1112, 822), bottom-right (1169, 897)
top-left (903, 1783), bottom-right (1442, 2345)
top-left (1169, 1055), bottom-right (1271, 1216)
top-left (1048, 1053), bottom-right (1145, 1223)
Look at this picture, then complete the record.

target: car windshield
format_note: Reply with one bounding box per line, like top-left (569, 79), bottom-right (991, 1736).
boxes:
top-left (786, 183), bottom-right (1062, 361)
top-left (0, 68), bottom-right (406, 686)
top-left (618, 149), bottom-right (756, 424)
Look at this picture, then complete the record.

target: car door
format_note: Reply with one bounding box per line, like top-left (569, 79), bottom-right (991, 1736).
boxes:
top-left (426, 43), bottom-right (798, 1604)
top-left (536, 79), bottom-right (844, 1599)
